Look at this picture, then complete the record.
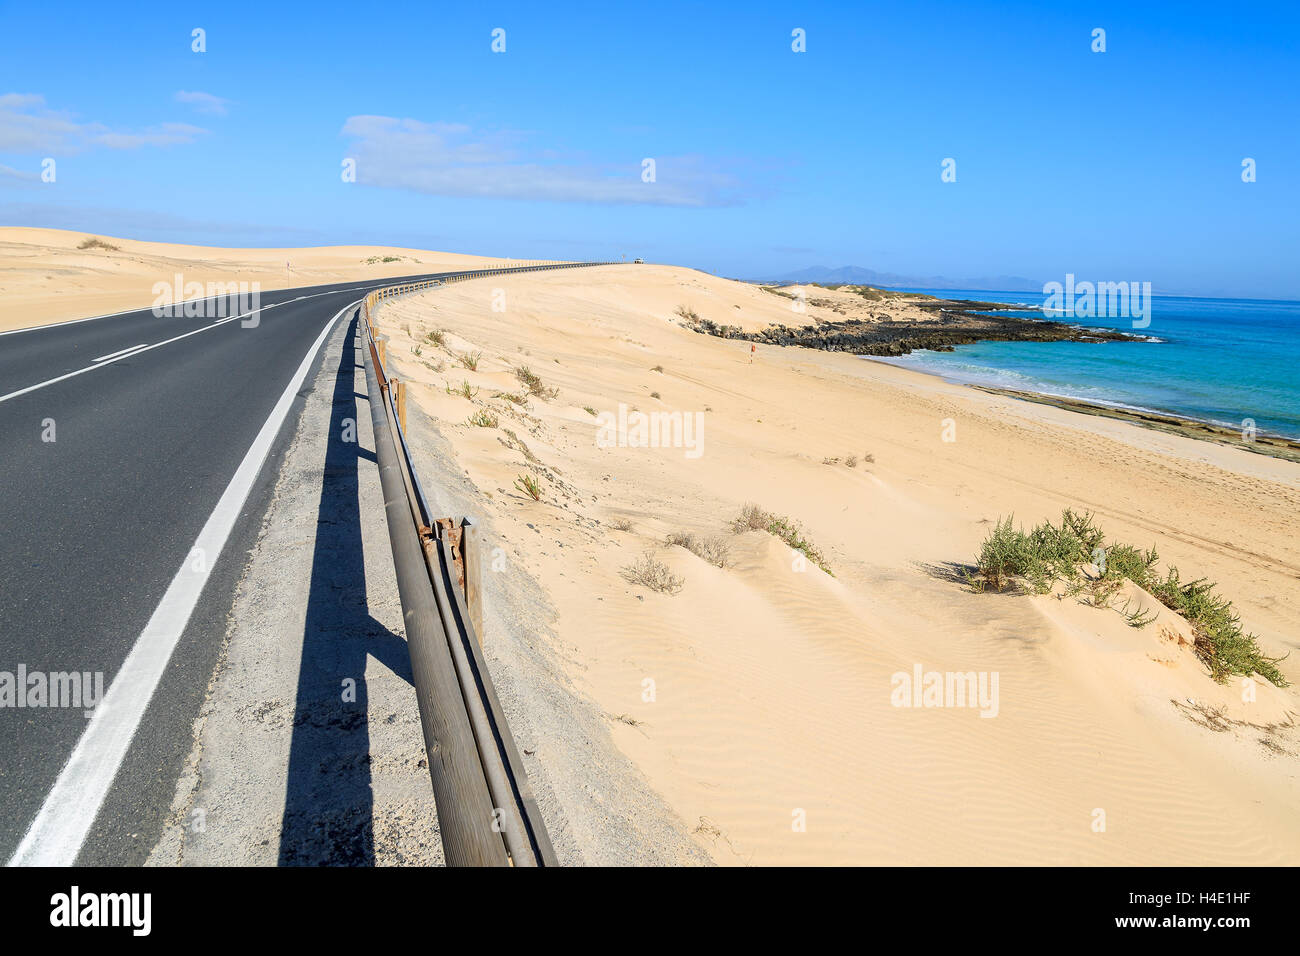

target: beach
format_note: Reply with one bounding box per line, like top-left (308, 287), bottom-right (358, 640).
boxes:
top-left (374, 262), bottom-right (1300, 865)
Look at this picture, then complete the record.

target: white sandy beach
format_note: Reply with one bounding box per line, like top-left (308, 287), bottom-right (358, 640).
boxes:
top-left (374, 263), bottom-right (1300, 865)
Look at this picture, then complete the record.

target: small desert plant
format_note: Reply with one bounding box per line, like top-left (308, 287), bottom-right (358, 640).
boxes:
top-left (458, 350), bottom-right (482, 371)
top-left (447, 380), bottom-right (479, 399)
top-left (622, 552), bottom-right (684, 594)
top-left (1118, 598), bottom-right (1159, 629)
top-left (610, 518), bottom-right (634, 532)
top-left (731, 503), bottom-right (768, 533)
top-left (514, 474), bottom-right (542, 501)
top-left (468, 409), bottom-right (498, 428)
top-left (1102, 542), bottom-right (1160, 590)
top-left (974, 510), bottom-right (1104, 594)
top-left (425, 329), bottom-right (446, 346)
top-left (846, 456), bottom-right (858, 468)
top-left (972, 510), bottom-right (1287, 685)
top-left (651, 365), bottom-right (664, 373)
top-left (515, 365), bottom-right (541, 390)
top-left (863, 452), bottom-right (875, 464)
top-left (650, 391), bottom-right (661, 399)
top-left (1152, 567), bottom-right (1285, 685)
top-left (515, 365), bottom-right (559, 399)
top-left (412, 345), bottom-right (423, 357)
top-left (77, 236), bottom-right (118, 251)
top-left (666, 531), bottom-right (729, 568)
top-left (494, 391), bottom-right (528, 406)
top-left (731, 504), bottom-right (832, 575)
top-left (584, 406), bottom-right (598, 417)
top-left (502, 429), bottom-right (540, 464)
top-left (674, 305), bottom-right (699, 323)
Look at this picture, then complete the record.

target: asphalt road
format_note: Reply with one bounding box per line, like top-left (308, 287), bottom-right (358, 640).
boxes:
top-left (0, 271), bottom-right (459, 864)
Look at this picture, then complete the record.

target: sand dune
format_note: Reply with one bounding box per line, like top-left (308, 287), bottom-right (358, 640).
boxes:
top-left (377, 263), bottom-right (1300, 865)
top-left (0, 227), bottom-right (533, 332)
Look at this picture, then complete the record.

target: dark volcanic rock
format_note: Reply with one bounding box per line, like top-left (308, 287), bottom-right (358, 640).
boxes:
top-left (694, 308), bottom-right (1141, 357)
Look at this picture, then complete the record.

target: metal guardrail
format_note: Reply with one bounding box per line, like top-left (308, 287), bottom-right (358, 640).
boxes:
top-left (359, 260), bottom-right (614, 866)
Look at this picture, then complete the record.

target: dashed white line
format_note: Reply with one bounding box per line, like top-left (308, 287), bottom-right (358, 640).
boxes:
top-left (92, 343), bottom-right (148, 363)
top-left (0, 316), bottom-right (247, 405)
top-left (6, 299), bottom-right (357, 867)
top-left (0, 287), bottom-right (400, 406)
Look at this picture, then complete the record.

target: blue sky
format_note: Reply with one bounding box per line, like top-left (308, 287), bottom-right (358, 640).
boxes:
top-left (1, 0), bottom-right (1297, 297)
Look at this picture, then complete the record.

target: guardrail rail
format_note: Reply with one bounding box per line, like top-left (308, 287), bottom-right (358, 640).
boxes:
top-left (359, 260), bottom-right (613, 866)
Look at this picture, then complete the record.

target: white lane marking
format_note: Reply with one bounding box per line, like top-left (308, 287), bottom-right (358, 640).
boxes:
top-left (0, 305), bottom-right (164, 338)
top-left (0, 278), bottom-right (437, 338)
top-left (93, 343), bottom-right (148, 363)
top-left (0, 288), bottom-right (389, 406)
top-left (0, 314), bottom-right (256, 405)
top-left (6, 300), bottom-right (358, 867)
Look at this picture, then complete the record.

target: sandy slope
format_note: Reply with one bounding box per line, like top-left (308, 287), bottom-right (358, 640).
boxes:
top-left (375, 263), bottom-right (1300, 866)
top-left (0, 227), bottom-right (540, 331)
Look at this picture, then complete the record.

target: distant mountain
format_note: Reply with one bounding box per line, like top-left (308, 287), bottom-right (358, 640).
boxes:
top-left (762, 265), bottom-right (1043, 293)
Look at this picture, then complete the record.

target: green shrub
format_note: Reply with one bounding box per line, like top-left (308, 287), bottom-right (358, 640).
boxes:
top-left (972, 511), bottom-right (1286, 686)
top-left (1151, 568), bottom-right (1285, 686)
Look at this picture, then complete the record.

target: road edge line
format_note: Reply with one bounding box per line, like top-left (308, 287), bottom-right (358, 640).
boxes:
top-left (6, 300), bottom-right (358, 867)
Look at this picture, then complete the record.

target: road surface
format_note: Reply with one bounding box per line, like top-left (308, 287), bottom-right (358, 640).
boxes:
top-left (0, 272), bottom-right (457, 864)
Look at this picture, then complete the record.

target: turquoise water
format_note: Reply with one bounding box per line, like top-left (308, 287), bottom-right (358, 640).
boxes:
top-left (867, 289), bottom-right (1300, 440)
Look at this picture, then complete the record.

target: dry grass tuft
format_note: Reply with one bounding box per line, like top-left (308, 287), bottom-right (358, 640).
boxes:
top-left (731, 503), bottom-right (833, 575)
top-left (622, 552), bottom-right (684, 594)
top-left (665, 531), bottom-right (729, 568)
top-left (515, 365), bottom-right (559, 399)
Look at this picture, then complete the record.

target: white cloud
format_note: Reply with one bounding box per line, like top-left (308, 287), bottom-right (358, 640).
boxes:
top-left (340, 115), bottom-right (746, 207)
top-left (174, 90), bottom-right (230, 116)
top-left (93, 122), bottom-right (208, 149)
top-left (0, 93), bottom-right (208, 153)
top-left (0, 162), bottom-right (39, 181)
top-left (0, 94), bottom-right (46, 109)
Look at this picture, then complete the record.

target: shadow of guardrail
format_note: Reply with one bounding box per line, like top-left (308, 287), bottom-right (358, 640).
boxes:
top-left (278, 312), bottom-right (414, 865)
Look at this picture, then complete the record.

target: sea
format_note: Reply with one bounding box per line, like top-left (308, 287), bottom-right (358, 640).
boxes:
top-left (865, 289), bottom-right (1300, 441)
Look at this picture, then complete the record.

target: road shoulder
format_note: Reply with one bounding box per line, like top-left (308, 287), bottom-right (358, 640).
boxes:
top-left (148, 314), bottom-right (441, 865)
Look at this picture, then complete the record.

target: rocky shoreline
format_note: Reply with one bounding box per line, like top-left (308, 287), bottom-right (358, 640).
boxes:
top-left (971, 386), bottom-right (1300, 464)
top-left (688, 298), bottom-right (1142, 357)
